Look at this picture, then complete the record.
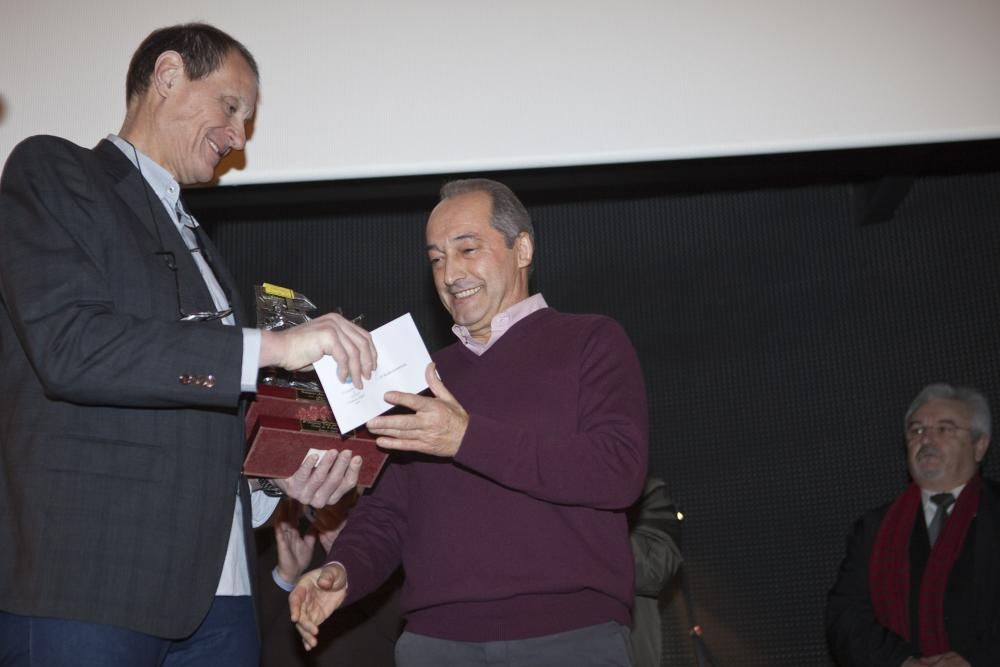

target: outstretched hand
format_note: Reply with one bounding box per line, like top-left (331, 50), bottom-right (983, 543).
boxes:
top-left (366, 363), bottom-right (468, 457)
top-left (289, 563), bottom-right (349, 650)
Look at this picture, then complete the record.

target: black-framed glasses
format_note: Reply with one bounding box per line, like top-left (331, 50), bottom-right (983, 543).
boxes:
top-left (155, 248), bottom-right (234, 322)
top-left (905, 421), bottom-right (972, 441)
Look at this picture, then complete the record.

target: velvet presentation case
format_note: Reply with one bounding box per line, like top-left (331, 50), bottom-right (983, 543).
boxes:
top-left (243, 384), bottom-right (388, 489)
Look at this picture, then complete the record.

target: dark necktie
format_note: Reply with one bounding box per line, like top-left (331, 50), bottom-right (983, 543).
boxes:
top-left (928, 492), bottom-right (956, 547)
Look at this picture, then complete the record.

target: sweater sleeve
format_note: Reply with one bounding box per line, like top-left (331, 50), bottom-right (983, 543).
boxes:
top-left (452, 317), bottom-right (648, 510)
top-left (324, 459), bottom-right (410, 605)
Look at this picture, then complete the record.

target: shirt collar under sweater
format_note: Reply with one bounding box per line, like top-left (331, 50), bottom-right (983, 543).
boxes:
top-left (452, 293), bottom-right (548, 356)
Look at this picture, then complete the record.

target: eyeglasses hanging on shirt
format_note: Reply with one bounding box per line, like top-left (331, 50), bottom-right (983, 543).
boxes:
top-left (127, 139), bottom-right (234, 324)
top-left (170, 201), bottom-right (234, 323)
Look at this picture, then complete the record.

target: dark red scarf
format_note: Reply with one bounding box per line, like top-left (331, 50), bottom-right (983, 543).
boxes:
top-left (868, 475), bottom-right (981, 656)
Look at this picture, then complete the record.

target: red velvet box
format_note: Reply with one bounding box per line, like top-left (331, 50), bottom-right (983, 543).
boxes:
top-left (244, 415), bottom-right (388, 490)
top-left (244, 383), bottom-right (334, 436)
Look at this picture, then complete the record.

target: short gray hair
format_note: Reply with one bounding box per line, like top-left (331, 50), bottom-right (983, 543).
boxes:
top-left (439, 178), bottom-right (534, 248)
top-left (904, 383), bottom-right (992, 439)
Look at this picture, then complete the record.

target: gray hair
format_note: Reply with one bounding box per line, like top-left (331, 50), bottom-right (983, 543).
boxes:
top-left (439, 178), bottom-right (534, 248)
top-left (904, 383), bottom-right (992, 439)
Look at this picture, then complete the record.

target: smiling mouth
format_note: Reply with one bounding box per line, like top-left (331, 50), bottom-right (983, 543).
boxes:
top-left (452, 286), bottom-right (481, 300)
top-left (207, 139), bottom-right (229, 159)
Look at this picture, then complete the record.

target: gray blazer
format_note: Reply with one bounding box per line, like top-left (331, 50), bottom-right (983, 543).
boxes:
top-left (0, 136), bottom-right (252, 638)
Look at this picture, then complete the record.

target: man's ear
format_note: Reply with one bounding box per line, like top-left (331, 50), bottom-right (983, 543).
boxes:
top-left (152, 51), bottom-right (185, 97)
top-left (515, 232), bottom-right (534, 269)
top-left (974, 434), bottom-right (990, 463)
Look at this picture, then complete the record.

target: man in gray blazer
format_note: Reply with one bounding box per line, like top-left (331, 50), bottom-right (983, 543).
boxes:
top-left (0, 23), bottom-right (376, 666)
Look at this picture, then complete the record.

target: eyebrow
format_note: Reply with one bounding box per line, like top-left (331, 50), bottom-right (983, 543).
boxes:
top-left (907, 418), bottom-right (962, 427)
top-left (426, 232), bottom-right (480, 253)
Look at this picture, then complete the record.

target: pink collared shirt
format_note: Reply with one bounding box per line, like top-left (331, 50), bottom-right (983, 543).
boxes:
top-left (452, 293), bottom-right (548, 355)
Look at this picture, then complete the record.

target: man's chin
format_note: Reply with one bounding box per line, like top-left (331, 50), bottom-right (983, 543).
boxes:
top-left (912, 465), bottom-right (943, 483)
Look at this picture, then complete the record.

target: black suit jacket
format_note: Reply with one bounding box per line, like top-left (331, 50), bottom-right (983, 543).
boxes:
top-left (0, 135), bottom-right (252, 638)
top-left (826, 476), bottom-right (1000, 666)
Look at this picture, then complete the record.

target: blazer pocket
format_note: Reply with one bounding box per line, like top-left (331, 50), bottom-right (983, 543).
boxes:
top-left (38, 434), bottom-right (166, 483)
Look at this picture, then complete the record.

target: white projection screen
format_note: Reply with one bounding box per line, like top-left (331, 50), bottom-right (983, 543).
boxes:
top-left (2, 1), bottom-right (999, 186)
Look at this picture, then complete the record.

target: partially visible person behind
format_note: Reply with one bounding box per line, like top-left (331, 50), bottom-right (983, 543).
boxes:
top-left (290, 178), bottom-right (649, 666)
top-left (0, 22), bottom-right (374, 667)
top-left (258, 496), bottom-right (401, 667)
top-left (628, 477), bottom-right (683, 667)
top-left (826, 384), bottom-right (1000, 666)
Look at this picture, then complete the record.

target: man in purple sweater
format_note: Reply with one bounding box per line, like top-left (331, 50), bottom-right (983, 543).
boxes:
top-left (291, 178), bottom-right (649, 666)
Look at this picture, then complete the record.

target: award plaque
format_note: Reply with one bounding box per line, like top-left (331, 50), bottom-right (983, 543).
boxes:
top-left (244, 415), bottom-right (388, 490)
top-left (244, 282), bottom-right (387, 489)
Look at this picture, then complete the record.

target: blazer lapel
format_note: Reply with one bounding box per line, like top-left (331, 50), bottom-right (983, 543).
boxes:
top-left (93, 139), bottom-right (242, 323)
top-left (93, 139), bottom-right (170, 245)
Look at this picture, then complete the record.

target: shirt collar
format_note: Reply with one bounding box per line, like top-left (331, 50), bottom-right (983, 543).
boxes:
top-left (452, 293), bottom-right (548, 356)
top-left (920, 482), bottom-right (967, 509)
top-left (107, 134), bottom-right (184, 218)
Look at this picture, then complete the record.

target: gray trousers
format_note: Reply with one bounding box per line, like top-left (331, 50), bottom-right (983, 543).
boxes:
top-left (395, 621), bottom-right (633, 667)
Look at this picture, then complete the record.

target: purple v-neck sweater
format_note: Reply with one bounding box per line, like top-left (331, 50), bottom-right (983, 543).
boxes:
top-left (327, 308), bottom-right (649, 641)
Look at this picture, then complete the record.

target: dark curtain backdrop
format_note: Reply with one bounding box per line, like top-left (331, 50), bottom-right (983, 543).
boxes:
top-left (191, 140), bottom-right (1000, 666)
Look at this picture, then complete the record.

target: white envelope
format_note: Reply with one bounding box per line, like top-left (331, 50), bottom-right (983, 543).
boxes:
top-left (314, 313), bottom-right (432, 432)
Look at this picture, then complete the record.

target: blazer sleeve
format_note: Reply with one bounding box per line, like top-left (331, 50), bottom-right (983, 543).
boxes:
top-left (0, 136), bottom-right (244, 408)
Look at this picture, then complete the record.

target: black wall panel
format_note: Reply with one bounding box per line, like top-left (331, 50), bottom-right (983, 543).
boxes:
top-left (197, 151), bottom-right (1000, 665)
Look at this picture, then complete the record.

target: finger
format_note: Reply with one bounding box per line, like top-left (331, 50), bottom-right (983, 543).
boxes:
top-left (337, 320), bottom-right (377, 379)
top-left (374, 436), bottom-right (425, 452)
top-left (326, 456), bottom-right (361, 506)
top-left (285, 453), bottom-right (321, 490)
top-left (289, 588), bottom-right (304, 622)
top-left (319, 563), bottom-right (349, 591)
top-left (380, 390), bottom-right (428, 411)
top-left (308, 450), bottom-right (355, 508)
top-left (322, 315), bottom-right (370, 389)
top-left (302, 531), bottom-right (317, 552)
top-left (297, 449), bottom-right (339, 506)
top-left (368, 412), bottom-right (423, 433)
top-left (295, 621), bottom-right (319, 649)
top-left (340, 333), bottom-right (365, 390)
top-left (425, 362), bottom-right (454, 401)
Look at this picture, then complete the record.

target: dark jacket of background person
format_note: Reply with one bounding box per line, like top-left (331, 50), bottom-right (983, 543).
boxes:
top-left (628, 477), bottom-right (684, 667)
top-left (826, 476), bottom-right (1000, 665)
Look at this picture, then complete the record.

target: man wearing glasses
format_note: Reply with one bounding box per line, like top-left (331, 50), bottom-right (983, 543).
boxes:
top-left (0, 23), bottom-right (375, 666)
top-left (826, 384), bottom-right (1000, 666)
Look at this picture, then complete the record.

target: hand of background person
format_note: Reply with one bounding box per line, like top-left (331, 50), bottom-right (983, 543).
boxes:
top-left (366, 363), bottom-right (468, 457)
top-left (274, 500), bottom-right (317, 584)
top-left (290, 563), bottom-right (349, 650)
top-left (259, 312), bottom-right (376, 388)
top-left (274, 498), bottom-right (352, 584)
top-left (275, 448), bottom-right (361, 508)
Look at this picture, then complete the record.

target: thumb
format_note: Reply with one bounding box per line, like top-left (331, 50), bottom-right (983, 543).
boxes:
top-left (425, 362), bottom-right (454, 402)
top-left (317, 563), bottom-right (348, 592)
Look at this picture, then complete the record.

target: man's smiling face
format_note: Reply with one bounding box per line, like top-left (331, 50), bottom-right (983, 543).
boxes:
top-left (425, 190), bottom-right (532, 344)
